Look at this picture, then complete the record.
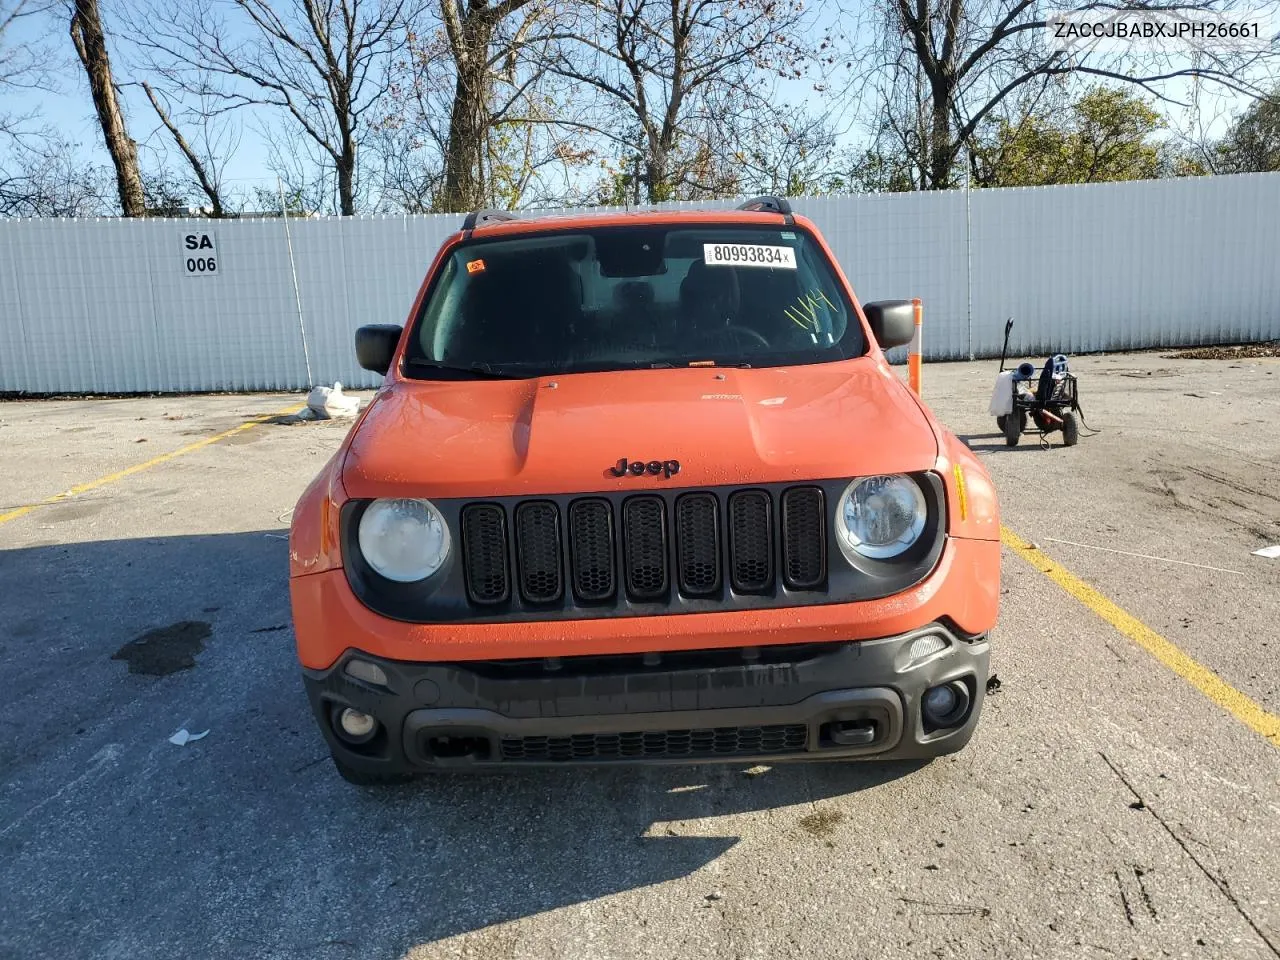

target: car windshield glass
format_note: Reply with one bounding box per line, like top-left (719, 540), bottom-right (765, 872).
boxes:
top-left (405, 224), bottom-right (865, 377)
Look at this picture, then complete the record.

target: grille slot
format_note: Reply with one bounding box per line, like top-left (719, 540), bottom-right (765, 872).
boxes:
top-left (675, 493), bottom-right (721, 596)
top-left (460, 504), bottom-right (509, 604)
top-left (728, 490), bottom-right (773, 592)
top-left (622, 496), bottom-right (668, 600)
top-left (781, 487), bottom-right (826, 589)
top-left (568, 499), bottom-right (615, 602)
top-left (514, 501), bottom-right (563, 603)
top-left (500, 724), bottom-right (808, 762)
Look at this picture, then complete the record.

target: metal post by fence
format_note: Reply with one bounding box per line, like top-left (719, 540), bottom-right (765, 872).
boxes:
top-left (965, 151), bottom-right (974, 361)
top-left (909, 298), bottom-right (923, 395)
top-left (279, 177), bottom-right (313, 389)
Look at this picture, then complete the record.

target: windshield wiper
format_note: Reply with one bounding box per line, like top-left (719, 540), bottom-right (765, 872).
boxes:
top-left (405, 359), bottom-right (526, 379)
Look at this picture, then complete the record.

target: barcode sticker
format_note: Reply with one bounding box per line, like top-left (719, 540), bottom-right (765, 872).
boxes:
top-left (703, 243), bottom-right (797, 269)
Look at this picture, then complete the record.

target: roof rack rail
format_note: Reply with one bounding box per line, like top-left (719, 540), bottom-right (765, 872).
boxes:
top-left (461, 209), bottom-right (518, 232)
top-left (736, 196), bottom-right (793, 220)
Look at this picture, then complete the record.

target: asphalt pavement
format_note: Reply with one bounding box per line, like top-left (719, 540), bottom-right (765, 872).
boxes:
top-left (1, 351), bottom-right (1277, 960)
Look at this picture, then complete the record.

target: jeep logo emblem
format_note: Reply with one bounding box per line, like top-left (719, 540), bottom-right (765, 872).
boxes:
top-left (610, 458), bottom-right (681, 479)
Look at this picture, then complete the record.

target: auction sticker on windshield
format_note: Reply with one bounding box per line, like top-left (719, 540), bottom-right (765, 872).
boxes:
top-left (704, 243), bottom-right (796, 269)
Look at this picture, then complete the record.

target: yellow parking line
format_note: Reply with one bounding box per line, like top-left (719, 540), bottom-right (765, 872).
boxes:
top-left (1001, 526), bottom-right (1280, 749)
top-left (0, 402), bottom-right (305, 527)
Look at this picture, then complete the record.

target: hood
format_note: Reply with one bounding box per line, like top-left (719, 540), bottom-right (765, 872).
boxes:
top-left (342, 359), bottom-right (937, 499)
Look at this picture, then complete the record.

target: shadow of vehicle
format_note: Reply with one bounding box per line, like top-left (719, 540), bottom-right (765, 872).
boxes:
top-left (0, 531), bottom-right (926, 958)
top-left (959, 432), bottom-right (1058, 453)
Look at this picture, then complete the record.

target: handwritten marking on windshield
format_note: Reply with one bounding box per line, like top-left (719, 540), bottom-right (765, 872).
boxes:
top-left (783, 289), bottom-right (838, 331)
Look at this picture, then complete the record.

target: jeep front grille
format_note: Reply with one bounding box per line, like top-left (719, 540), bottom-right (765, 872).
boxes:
top-left (458, 485), bottom-right (827, 613)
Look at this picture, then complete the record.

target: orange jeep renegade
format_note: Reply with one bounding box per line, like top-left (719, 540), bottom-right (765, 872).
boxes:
top-left (289, 197), bottom-right (1001, 784)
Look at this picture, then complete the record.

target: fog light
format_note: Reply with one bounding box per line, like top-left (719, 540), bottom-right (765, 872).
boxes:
top-left (334, 706), bottom-right (378, 744)
top-left (922, 681), bottom-right (971, 729)
top-left (907, 633), bottom-right (949, 664)
top-left (923, 685), bottom-right (956, 717)
top-left (344, 659), bottom-right (388, 686)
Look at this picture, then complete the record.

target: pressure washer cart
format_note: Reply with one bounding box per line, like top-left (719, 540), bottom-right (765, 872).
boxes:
top-left (990, 318), bottom-right (1082, 447)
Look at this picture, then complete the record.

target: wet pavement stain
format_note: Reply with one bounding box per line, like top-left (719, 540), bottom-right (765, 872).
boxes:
top-left (43, 501), bottom-right (106, 522)
top-left (111, 620), bottom-right (211, 676)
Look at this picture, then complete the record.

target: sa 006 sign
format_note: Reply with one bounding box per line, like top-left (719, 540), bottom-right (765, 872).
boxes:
top-left (182, 232), bottom-right (218, 277)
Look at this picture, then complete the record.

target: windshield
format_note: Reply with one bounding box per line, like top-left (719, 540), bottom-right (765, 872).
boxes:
top-left (404, 224), bottom-right (865, 378)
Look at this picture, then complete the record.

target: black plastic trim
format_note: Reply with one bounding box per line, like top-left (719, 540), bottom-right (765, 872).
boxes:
top-left (460, 503), bottom-right (510, 605)
top-left (621, 495), bottom-right (669, 601)
top-left (780, 486), bottom-right (827, 590)
top-left (301, 623), bottom-right (990, 771)
top-left (675, 492), bottom-right (722, 597)
top-left (460, 209), bottom-right (518, 233)
top-left (727, 489), bottom-right (774, 593)
top-left (736, 195), bottom-right (794, 223)
top-left (567, 498), bottom-right (617, 603)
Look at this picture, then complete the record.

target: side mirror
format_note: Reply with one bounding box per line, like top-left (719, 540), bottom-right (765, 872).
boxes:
top-left (862, 300), bottom-right (916, 350)
top-left (355, 324), bottom-right (403, 375)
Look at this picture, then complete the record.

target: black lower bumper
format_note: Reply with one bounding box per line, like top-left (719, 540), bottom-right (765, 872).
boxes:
top-left (303, 624), bottom-right (989, 773)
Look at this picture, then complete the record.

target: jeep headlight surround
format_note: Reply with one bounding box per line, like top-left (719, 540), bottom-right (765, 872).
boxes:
top-left (357, 498), bottom-right (450, 582)
top-left (835, 475), bottom-right (928, 561)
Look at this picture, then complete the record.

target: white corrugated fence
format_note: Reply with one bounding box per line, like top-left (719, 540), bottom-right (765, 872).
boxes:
top-left (1, 173), bottom-right (1277, 394)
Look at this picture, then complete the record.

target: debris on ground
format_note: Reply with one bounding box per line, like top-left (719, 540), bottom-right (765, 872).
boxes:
top-left (986, 675), bottom-right (1003, 695)
top-left (1253, 545), bottom-right (1280, 560)
top-left (1165, 342), bottom-right (1280, 360)
top-left (306, 382), bottom-right (360, 419)
top-left (797, 809), bottom-right (844, 838)
top-left (168, 728), bottom-right (209, 746)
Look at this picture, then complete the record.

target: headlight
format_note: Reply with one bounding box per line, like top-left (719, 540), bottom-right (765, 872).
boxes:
top-left (835, 475), bottom-right (927, 560)
top-left (357, 498), bottom-right (450, 582)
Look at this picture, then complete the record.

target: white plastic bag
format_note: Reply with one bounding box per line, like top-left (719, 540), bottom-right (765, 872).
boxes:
top-left (988, 370), bottom-right (1014, 417)
top-left (306, 381), bottom-right (360, 419)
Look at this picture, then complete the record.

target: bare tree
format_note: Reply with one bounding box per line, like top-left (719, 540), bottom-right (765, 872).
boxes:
top-left (372, 1), bottom-right (589, 211)
top-left (68, 0), bottom-right (146, 215)
top-left (2, 1), bottom-right (41, 86)
top-left (0, 131), bottom-right (114, 216)
top-left (139, 80), bottom-right (233, 215)
top-left (134, 0), bottom-right (416, 215)
top-left (437, 0), bottom-right (533, 211)
top-left (544, 0), bottom-right (814, 204)
top-left (724, 105), bottom-right (846, 197)
top-left (1, 2), bottom-right (46, 146)
top-left (842, 0), bottom-right (1280, 189)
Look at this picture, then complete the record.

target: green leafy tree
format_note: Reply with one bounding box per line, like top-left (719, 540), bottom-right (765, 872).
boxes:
top-left (973, 87), bottom-right (1164, 187)
top-left (1216, 90), bottom-right (1280, 173)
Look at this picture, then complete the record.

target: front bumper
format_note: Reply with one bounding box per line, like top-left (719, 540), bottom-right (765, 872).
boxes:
top-left (303, 623), bottom-right (989, 772)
